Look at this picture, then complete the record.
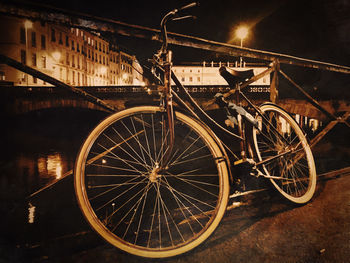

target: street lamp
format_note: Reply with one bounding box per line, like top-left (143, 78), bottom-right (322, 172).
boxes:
top-left (24, 20), bottom-right (33, 86)
top-left (52, 51), bottom-right (61, 62)
top-left (235, 26), bottom-right (249, 67)
top-left (236, 26), bottom-right (249, 47)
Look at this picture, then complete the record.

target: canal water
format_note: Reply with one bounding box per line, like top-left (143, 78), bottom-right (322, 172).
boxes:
top-left (1, 107), bottom-right (350, 262)
top-left (0, 108), bottom-right (109, 262)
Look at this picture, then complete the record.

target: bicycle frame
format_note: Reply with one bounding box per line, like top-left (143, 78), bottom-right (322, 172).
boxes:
top-left (157, 58), bottom-right (303, 175)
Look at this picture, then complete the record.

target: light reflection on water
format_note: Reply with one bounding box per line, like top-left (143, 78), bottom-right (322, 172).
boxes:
top-left (15, 151), bottom-right (72, 191)
top-left (38, 153), bottom-right (64, 180)
top-left (15, 151), bottom-right (72, 224)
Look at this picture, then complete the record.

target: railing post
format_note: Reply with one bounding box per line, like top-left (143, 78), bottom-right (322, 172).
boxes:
top-left (270, 60), bottom-right (279, 103)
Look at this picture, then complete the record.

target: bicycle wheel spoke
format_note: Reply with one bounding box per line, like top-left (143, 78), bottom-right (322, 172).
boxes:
top-left (121, 118), bottom-right (148, 166)
top-left (98, 137), bottom-right (147, 172)
top-left (160, 178), bottom-right (198, 234)
top-left (118, 182), bottom-right (152, 238)
top-left (86, 130), bottom-right (144, 166)
top-left (165, 171), bottom-right (219, 198)
top-left (130, 116), bottom-right (158, 167)
top-left (91, 151), bottom-right (150, 170)
top-left (162, 175), bottom-right (216, 211)
top-left (140, 114), bottom-right (155, 167)
top-left (103, 180), bottom-right (149, 226)
top-left (95, 177), bottom-right (148, 211)
top-left (90, 162), bottom-right (142, 174)
top-left (109, 128), bottom-right (150, 170)
top-left (170, 136), bottom-right (201, 167)
top-left (171, 153), bottom-right (213, 166)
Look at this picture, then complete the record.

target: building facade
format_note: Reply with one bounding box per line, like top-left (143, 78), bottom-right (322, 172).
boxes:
top-left (172, 61), bottom-right (270, 92)
top-left (0, 15), bottom-right (143, 86)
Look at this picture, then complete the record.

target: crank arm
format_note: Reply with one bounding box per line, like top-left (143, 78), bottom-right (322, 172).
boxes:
top-left (254, 168), bottom-right (293, 181)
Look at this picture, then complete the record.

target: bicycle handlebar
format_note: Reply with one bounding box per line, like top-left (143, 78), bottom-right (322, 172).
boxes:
top-left (158, 2), bottom-right (199, 55)
top-left (178, 2), bottom-right (200, 12)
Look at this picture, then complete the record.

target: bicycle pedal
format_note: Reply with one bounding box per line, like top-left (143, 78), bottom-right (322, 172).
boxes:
top-left (234, 158), bottom-right (255, 167)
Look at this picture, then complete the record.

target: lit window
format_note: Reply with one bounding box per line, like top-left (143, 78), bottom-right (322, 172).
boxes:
top-left (41, 56), bottom-right (46, 68)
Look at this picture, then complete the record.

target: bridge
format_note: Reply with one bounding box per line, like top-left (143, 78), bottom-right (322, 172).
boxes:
top-left (3, 84), bottom-right (350, 121)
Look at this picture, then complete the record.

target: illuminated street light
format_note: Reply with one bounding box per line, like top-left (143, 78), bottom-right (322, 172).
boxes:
top-left (236, 26), bottom-right (249, 47)
top-left (52, 51), bottom-right (61, 61)
top-left (235, 26), bottom-right (249, 67)
top-left (100, 66), bottom-right (107, 75)
top-left (24, 20), bottom-right (33, 30)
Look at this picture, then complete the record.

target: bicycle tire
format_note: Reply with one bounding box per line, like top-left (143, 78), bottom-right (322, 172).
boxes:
top-left (252, 103), bottom-right (316, 204)
top-left (74, 106), bottom-right (229, 258)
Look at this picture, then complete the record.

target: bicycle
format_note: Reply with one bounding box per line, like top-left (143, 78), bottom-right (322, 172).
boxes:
top-left (74, 2), bottom-right (316, 258)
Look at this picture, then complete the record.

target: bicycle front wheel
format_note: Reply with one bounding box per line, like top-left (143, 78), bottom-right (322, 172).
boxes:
top-left (252, 103), bottom-right (316, 204)
top-left (74, 106), bottom-right (229, 258)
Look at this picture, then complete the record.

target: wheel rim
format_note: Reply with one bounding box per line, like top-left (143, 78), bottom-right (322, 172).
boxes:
top-left (75, 107), bottom-right (229, 257)
top-left (253, 105), bottom-right (316, 203)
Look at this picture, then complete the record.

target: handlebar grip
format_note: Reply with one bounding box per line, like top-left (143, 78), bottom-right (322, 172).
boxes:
top-left (178, 2), bottom-right (200, 11)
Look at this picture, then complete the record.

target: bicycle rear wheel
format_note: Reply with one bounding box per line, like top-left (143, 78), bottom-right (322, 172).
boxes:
top-left (74, 106), bottom-right (229, 258)
top-left (252, 103), bottom-right (316, 204)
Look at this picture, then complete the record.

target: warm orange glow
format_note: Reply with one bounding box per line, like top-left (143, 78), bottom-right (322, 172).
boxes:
top-left (52, 51), bottom-right (61, 61)
top-left (122, 73), bottom-right (128, 80)
top-left (100, 66), bottom-right (107, 75)
top-left (236, 26), bottom-right (249, 41)
top-left (24, 20), bottom-right (33, 29)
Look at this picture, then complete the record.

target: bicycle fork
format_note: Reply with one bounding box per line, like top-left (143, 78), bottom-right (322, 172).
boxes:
top-left (160, 50), bottom-right (175, 170)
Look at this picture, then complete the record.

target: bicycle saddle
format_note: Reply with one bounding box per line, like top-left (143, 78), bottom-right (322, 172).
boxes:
top-left (219, 66), bottom-right (254, 87)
